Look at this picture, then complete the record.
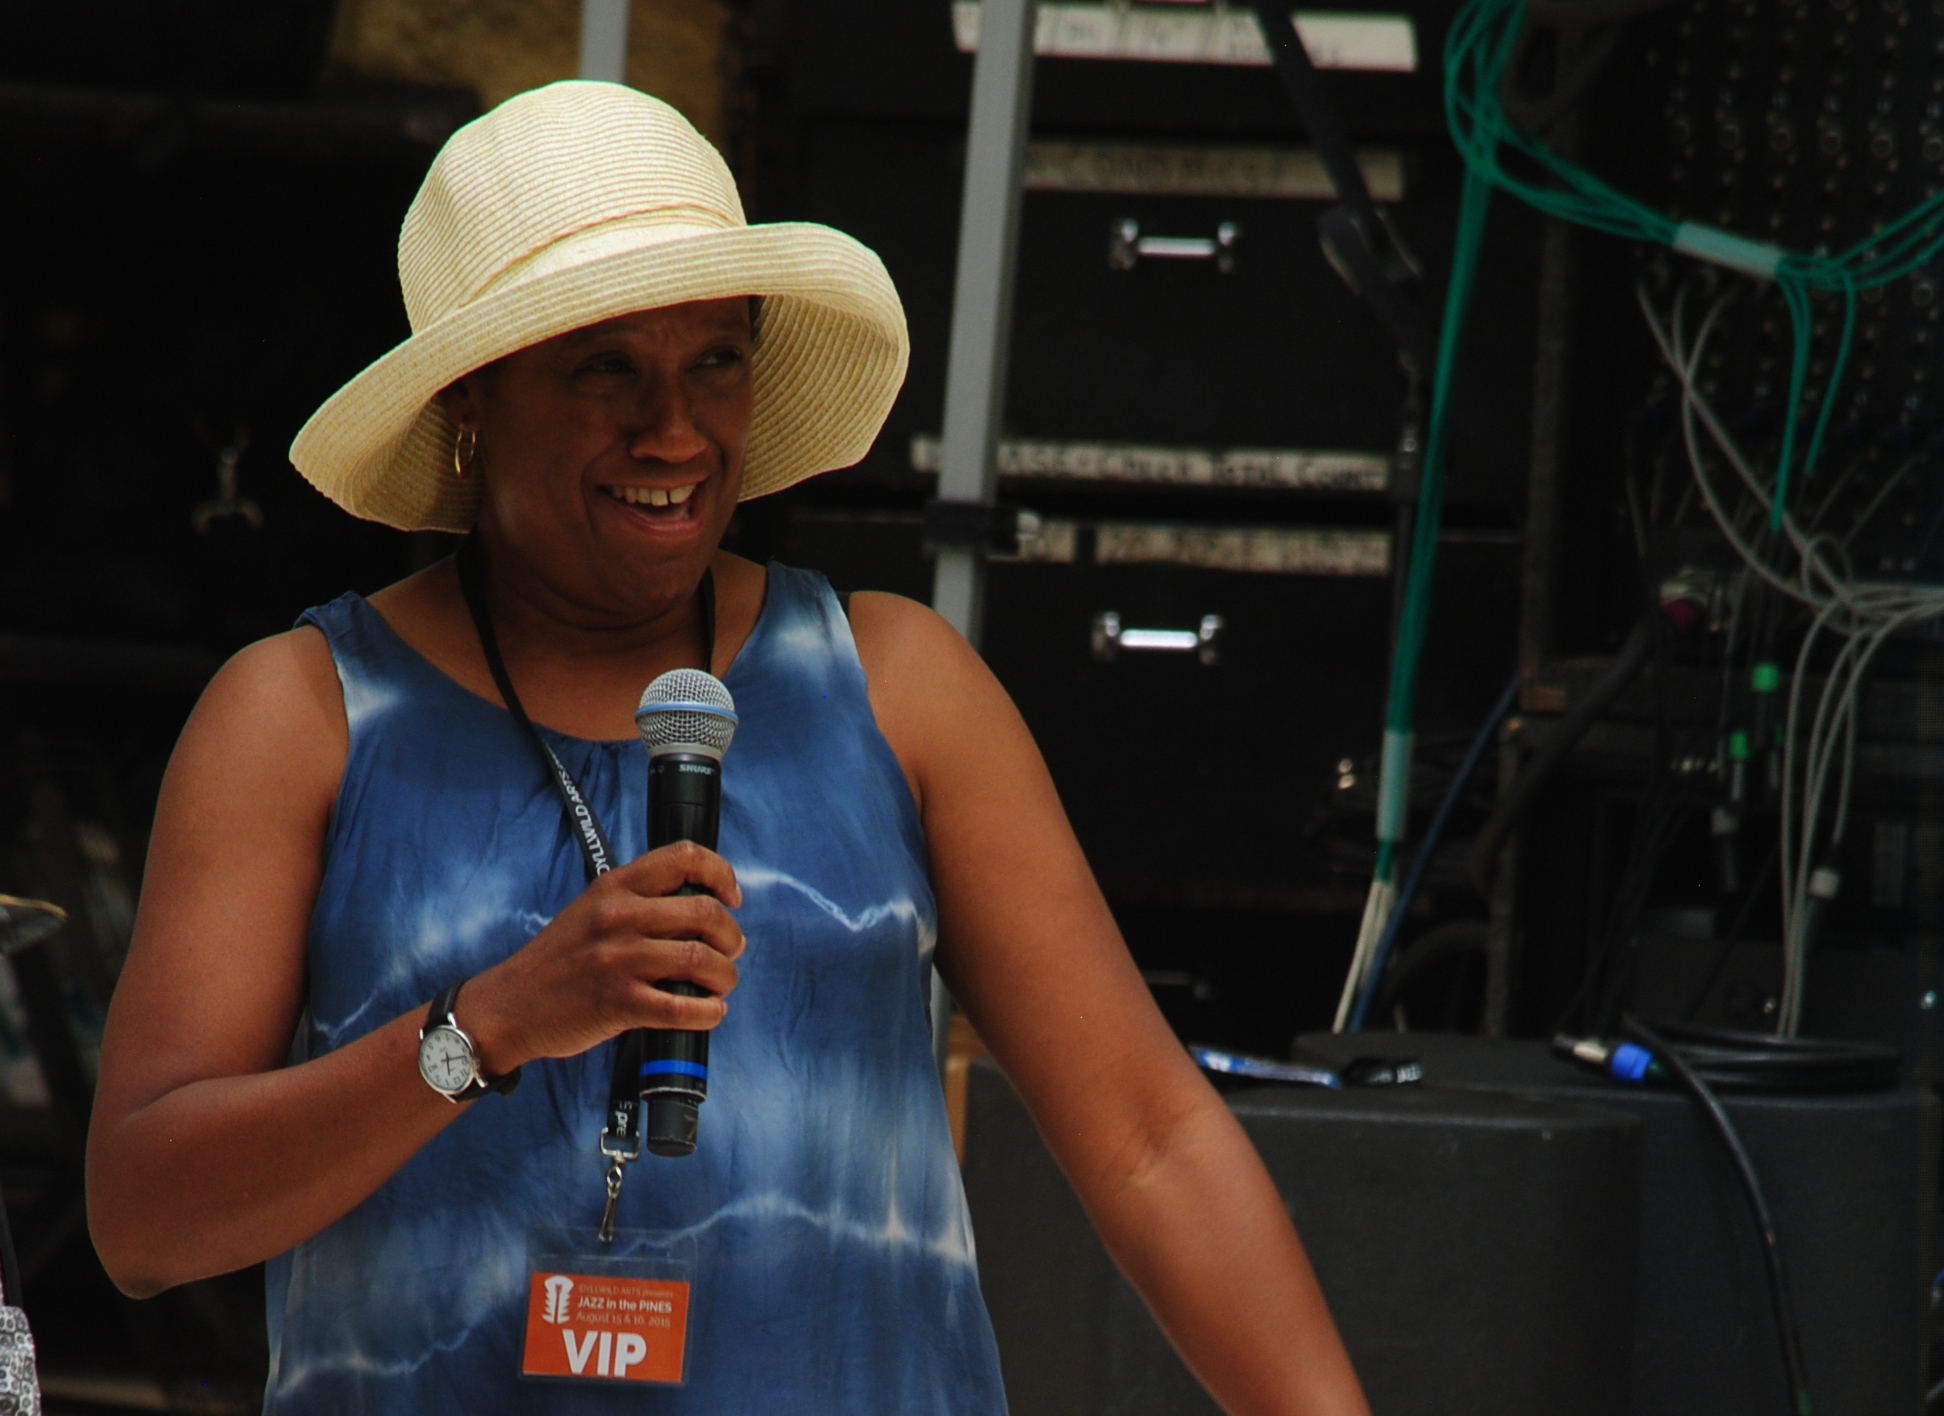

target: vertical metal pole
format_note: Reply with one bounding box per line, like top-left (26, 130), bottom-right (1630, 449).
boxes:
top-left (931, 0), bottom-right (1038, 650)
top-left (579, 0), bottom-right (631, 84)
top-left (929, 0), bottom-right (1039, 1074)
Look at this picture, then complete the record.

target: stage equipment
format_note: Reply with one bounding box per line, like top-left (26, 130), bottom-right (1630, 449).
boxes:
top-left (964, 1030), bottom-right (1932, 1416)
top-left (1297, 1031), bottom-right (1934, 1416)
top-left (963, 1052), bottom-right (1640, 1416)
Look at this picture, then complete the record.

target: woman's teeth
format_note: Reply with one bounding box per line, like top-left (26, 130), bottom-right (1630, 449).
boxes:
top-left (606, 484), bottom-right (697, 508)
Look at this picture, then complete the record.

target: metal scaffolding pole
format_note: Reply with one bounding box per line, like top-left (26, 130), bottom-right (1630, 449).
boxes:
top-left (931, 0), bottom-right (1038, 649)
top-left (579, 0), bottom-right (630, 84)
top-left (928, 0), bottom-right (1040, 1067)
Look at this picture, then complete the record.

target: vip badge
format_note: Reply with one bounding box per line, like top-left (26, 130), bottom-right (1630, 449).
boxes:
top-left (521, 1271), bottom-right (690, 1384)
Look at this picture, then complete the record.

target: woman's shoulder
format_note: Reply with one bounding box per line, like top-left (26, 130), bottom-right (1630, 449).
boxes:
top-left (844, 590), bottom-right (962, 668)
top-left (843, 591), bottom-right (1002, 816)
top-left (197, 623), bottom-right (348, 757)
top-left (157, 624), bottom-right (350, 856)
top-left (205, 624), bottom-right (345, 732)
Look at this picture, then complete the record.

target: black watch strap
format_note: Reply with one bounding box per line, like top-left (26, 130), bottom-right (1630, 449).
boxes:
top-left (424, 979), bottom-right (521, 1099)
top-left (425, 980), bottom-right (463, 1034)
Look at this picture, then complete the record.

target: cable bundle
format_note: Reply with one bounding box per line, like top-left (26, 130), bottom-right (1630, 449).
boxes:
top-left (1341, 0), bottom-right (1944, 1040)
top-left (1635, 281), bottom-right (1944, 1035)
top-left (1448, 0), bottom-right (1944, 526)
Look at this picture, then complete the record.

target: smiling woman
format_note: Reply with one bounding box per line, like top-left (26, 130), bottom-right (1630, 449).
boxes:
top-left (439, 301), bottom-right (754, 649)
top-left (81, 81), bottom-right (1369, 1416)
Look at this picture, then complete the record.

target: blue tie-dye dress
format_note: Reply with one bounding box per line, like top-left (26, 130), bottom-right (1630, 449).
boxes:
top-left (264, 564), bottom-right (1007, 1414)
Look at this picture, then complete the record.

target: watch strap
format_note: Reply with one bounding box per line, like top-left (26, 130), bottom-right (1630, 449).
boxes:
top-left (425, 980), bottom-right (464, 1036)
top-left (421, 979), bottom-right (521, 1100)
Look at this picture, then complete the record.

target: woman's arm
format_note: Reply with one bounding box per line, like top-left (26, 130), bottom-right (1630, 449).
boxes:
top-left (87, 629), bottom-right (744, 1297)
top-left (849, 593), bottom-right (1369, 1416)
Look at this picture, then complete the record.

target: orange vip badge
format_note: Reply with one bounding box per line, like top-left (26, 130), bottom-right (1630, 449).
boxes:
top-left (522, 1271), bottom-right (691, 1384)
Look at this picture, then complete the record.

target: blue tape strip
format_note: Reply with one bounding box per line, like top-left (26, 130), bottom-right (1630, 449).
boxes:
top-left (641, 1060), bottom-right (708, 1080)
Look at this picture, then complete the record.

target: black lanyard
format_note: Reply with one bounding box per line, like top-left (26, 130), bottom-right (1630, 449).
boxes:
top-left (454, 535), bottom-right (716, 1181)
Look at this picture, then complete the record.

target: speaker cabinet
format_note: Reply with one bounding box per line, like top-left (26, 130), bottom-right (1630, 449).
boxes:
top-left (963, 1057), bottom-right (1641, 1416)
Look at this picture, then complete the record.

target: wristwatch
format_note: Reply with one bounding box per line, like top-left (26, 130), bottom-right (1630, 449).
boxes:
top-left (417, 980), bottom-right (521, 1102)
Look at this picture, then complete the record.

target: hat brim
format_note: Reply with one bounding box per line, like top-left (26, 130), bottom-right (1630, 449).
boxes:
top-left (290, 222), bottom-right (909, 532)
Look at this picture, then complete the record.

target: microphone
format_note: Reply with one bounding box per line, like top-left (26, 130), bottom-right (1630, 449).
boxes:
top-left (634, 668), bottom-right (739, 1157)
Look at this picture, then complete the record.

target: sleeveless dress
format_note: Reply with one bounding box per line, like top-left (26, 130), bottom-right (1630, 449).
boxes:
top-left (264, 563), bottom-right (1008, 1415)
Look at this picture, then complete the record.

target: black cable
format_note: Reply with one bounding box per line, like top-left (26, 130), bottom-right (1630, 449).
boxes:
top-left (1248, 1), bottom-right (1437, 376)
top-left (1680, 843), bottom-right (1780, 1024)
top-left (1633, 1020), bottom-right (1898, 1093)
top-left (1621, 1016), bottom-right (1815, 1416)
top-left (1370, 920), bottom-right (1490, 1030)
top-left (1587, 798), bottom-right (1692, 1033)
top-left (1469, 614), bottom-right (1657, 895)
top-left (1246, 0), bottom-right (1386, 242)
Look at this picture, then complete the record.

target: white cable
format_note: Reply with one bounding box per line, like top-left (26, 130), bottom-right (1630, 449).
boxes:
top-left (1640, 278), bottom-right (1944, 1036)
top-left (1332, 877), bottom-right (1395, 1032)
top-left (1778, 595), bottom-right (1845, 959)
top-left (1781, 604), bottom-right (1925, 1033)
top-left (1639, 282), bottom-right (1936, 625)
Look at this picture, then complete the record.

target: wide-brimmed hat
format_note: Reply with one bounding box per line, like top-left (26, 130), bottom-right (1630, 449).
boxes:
top-left (290, 81), bottom-right (908, 532)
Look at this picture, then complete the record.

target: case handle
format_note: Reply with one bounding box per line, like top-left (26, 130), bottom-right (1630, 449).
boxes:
top-left (1092, 612), bottom-right (1224, 665)
top-left (1108, 219), bottom-right (1241, 273)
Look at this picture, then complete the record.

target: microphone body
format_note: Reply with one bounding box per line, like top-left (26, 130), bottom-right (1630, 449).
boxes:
top-left (635, 670), bottom-right (739, 1158)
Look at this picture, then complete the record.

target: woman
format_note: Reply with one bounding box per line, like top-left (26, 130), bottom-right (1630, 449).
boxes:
top-left (85, 82), bottom-right (1369, 1415)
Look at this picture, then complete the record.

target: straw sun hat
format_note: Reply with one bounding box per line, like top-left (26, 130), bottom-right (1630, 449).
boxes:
top-left (290, 81), bottom-right (909, 533)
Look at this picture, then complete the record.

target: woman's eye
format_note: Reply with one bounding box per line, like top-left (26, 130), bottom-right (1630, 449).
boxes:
top-left (697, 347), bottom-right (746, 371)
top-left (579, 354), bottom-right (634, 376)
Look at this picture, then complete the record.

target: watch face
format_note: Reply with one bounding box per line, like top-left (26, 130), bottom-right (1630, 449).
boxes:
top-left (419, 1026), bottom-right (477, 1094)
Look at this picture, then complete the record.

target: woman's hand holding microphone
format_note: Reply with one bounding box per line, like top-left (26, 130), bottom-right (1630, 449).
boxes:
top-left (456, 841), bottom-right (744, 1080)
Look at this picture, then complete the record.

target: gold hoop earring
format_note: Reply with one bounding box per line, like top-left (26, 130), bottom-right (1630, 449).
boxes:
top-left (453, 426), bottom-right (478, 478)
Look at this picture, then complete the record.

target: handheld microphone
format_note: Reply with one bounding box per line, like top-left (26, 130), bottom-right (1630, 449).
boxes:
top-left (634, 668), bottom-right (739, 1157)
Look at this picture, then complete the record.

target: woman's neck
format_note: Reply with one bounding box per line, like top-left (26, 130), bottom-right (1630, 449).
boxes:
top-left (472, 537), bottom-right (711, 674)
top-left (366, 551), bottom-right (765, 741)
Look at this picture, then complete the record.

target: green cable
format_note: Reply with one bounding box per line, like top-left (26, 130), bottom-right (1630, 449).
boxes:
top-left (1373, 164), bottom-right (1495, 877)
top-left (1443, 0), bottom-right (1944, 533)
top-left (1370, 0), bottom-right (1941, 880)
top-left (1785, 279), bottom-right (1856, 533)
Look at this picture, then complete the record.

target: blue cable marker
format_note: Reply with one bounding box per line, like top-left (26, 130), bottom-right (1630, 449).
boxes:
top-left (641, 1060), bottom-right (709, 1080)
top-left (1607, 1042), bottom-right (1656, 1084)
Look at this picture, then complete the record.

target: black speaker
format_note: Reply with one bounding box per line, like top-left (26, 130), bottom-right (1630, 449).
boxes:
top-left (963, 1057), bottom-right (1641, 1416)
top-left (1294, 1032), bottom-right (1938, 1416)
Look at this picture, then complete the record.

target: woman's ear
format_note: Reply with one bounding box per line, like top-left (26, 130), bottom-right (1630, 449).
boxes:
top-left (439, 371), bottom-right (485, 431)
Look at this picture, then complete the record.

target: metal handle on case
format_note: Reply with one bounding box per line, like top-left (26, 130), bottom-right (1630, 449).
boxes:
top-left (1108, 219), bottom-right (1241, 273)
top-left (1092, 612), bottom-right (1224, 666)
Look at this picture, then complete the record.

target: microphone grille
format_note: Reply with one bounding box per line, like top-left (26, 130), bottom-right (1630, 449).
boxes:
top-left (635, 669), bottom-right (738, 756)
